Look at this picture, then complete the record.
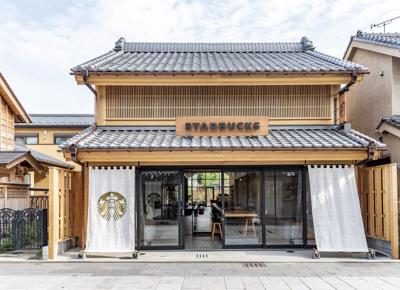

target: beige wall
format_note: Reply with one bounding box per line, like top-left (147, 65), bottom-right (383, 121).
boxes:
top-left (381, 132), bottom-right (400, 196)
top-left (15, 127), bottom-right (83, 170)
top-left (347, 48), bottom-right (394, 138)
top-left (392, 57), bottom-right (400, 115)
top-left (15, 127), bottom-right (83, 145)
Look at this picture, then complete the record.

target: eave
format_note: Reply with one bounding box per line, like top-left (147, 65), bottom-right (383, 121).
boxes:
top-left (344, 39), bottom-right (400, 61)
top-left (0, 73), bottom-right (31, 123)
top-left (64, 148), bottom-right (370, 165)
top-left (73, 72), bottom-right (360, 86)
top-left (0, 152), bottom-right (43, 173)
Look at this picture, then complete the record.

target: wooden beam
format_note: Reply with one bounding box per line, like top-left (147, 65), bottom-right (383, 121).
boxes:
top-left (76, 149), bottom-right (368, 164)
top-left (389, 163), bottom-right (399, 259)
top-left (75, 74), bottom-right (352, 86)
top-left (101, 118), bottom-right (334, 126)
top-left (48, 167), bottom-right (59, 259)
top-left (82, 164), bottom-right (89, 250)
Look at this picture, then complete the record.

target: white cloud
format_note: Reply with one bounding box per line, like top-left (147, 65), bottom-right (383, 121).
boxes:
top-left (0, 0), bottom-right (400, 113)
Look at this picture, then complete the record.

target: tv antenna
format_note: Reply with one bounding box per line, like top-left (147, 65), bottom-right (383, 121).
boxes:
top-left (371, 16), bottom-right (400, 33)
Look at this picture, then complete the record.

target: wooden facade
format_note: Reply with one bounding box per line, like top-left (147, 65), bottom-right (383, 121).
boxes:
top-left (0, 99), bottom-right (15, 151)
top-left (96, 84), bottom-right (338, 126)
top-left (358, 164), bottom-right (399, 258)
top-left (64, 39), bottom-right (399, 259)
top-left (105, 85), bottom-right (333, 119)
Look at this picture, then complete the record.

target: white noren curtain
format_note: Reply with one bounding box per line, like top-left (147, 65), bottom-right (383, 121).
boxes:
top-left (86, 166), bottom-right (135, 253)
top-left (308, 165), bottom-right (368, 253)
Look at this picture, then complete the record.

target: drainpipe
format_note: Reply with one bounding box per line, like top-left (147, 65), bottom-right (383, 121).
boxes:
top-left (335, 71), bottom-right (359, 125)
top-left (82, 69), bottom-right (97, 129)
top-left (82, 69), bottom-right (97, 97)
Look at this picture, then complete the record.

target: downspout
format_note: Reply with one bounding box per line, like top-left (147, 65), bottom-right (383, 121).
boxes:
top-left (69, 69), bottom-right (98, 163)
top-left (335, 71), bottom-right (359, 125)
top-left (82, 69), bottom-right (97, 129)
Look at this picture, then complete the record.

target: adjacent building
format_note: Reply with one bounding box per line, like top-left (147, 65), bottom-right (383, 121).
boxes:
top-left (0, 73), bottom-right (74, 209)
top-left (0, 72), bottom-right (81, 258)
top-left (344, 32), bottom-right (400, 245)
top-left (15, 114), bottom-right (94, 166)
top-left (60, 37), bottom-right (397, 258)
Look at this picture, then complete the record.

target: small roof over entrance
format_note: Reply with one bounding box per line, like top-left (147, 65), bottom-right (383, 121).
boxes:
top-left (0, 151), bottom-right (42, 172)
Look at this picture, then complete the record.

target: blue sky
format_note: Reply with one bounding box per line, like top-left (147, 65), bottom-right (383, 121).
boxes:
top-left (0, 0), bottom-right (399, 114)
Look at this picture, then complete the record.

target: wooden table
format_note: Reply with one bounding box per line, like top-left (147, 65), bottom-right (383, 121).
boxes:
top-left (224, 210), bottom-right (258, 238)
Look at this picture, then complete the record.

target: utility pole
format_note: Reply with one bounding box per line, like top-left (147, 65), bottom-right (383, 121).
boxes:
top-left (371, 16), bottom-right (400, 33)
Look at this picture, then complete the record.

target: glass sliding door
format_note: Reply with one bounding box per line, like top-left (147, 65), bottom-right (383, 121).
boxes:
top-left (265, 170), bottom-right (303, 246)
top-left (139, 170), bottom-right (182, 248)
top-left (223, 170), bottom-right (262, 246)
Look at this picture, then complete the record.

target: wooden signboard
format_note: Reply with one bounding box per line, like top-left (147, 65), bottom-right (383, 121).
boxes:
top-left (176, 116), bottom-right (269, 136)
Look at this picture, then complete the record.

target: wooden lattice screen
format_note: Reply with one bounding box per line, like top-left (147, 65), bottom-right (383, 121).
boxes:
top-left (358, 164), bottom-right (399, 258)
top-left (105, 85), bottom-right (332, 119)
top-left (0, 97), bottom-right (15, 150)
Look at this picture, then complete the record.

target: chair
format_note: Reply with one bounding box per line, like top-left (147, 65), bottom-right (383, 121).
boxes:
top-left (210, 211), bottom-right (222, 240)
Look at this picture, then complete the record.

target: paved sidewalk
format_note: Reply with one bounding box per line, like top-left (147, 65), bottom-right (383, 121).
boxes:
top-left (52, 248), bottom-right (394, 263)
top-left (0, 262), bottom-right (399, 289)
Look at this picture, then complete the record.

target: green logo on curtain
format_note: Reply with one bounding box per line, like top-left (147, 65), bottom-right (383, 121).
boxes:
top-left (97, 192), bottom-right (127, 221)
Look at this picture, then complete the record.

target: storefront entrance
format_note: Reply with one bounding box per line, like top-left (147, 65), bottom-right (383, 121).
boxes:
top-left (138, 167), bottom-right (312, 250)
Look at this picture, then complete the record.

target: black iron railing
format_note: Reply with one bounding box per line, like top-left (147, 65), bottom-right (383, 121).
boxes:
top-left (0, 208), bottom-right (47, 252)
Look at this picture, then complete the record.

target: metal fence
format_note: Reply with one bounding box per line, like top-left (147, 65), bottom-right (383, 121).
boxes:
top-left (0, 208), bottom-right (48, 252)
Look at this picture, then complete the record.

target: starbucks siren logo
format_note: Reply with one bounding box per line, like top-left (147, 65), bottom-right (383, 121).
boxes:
top-left (97, 192), bottom-right (127, 221)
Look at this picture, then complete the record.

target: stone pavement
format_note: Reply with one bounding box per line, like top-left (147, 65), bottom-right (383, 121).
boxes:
top-left (0, 262), bottom-right (400, 289)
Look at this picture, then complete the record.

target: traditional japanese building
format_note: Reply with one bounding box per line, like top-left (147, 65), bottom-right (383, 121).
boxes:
top-left (61, 37), bottom-right (398, 258)
top-left (15, 114), bottom-right (94, 167)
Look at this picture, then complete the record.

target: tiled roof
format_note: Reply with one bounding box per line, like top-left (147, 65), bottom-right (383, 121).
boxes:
top-left (60, 125), bottom-right (384, 150)
top-left (71, 37), bottom-right (367, 74)
top-left (0, 151), bottom-right (28, 165)
top-left (352, 31), bottom-right (400, 49)
top-left (16, 144), bottom-right (74, 169)
top-left (15, 114), bottom-right (94, 128)
top-left (379, 115), bottom-right (400, 129)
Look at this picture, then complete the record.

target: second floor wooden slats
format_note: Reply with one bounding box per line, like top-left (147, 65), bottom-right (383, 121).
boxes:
top-left (105, 85), bottom-right (332, 120)
top-left (0, 97), bottom-right (15, 150)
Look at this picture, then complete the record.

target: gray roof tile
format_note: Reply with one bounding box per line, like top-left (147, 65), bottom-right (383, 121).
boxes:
top-left (16, 114), bottom-right (94, 128)
top-left (0, 151), bottom-right (28, 165)
top-left (59, 126), bottom-right (384, 151)
top-left (16, 144), bottom-right (74, 169)
top-left (379, 115), bottom-right (400, 129)
top-left (352, 31), bottom-right (400, 49)
top-left (72, 38), bottom-right (367, 74)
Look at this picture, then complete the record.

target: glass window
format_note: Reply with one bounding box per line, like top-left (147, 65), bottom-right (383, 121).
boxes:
top-left (265, 171), bottom-right (303, 245)
top-left (139, 170), bottom-right (181, 247)
top-left (15, 135), bottom-right (38, 145)
top-left (54, 135), bottom-right (74, 145)
top-left (224, 171), bottom-right (262, 246)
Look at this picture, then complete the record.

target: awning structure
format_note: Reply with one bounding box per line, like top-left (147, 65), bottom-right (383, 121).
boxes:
top-left (308, 165), bottom-right (368, 253)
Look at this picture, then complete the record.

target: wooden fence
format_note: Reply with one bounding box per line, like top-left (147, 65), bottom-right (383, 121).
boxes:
top-left (48, 168), bottom-right (82, 259)
top-left (0, 182), bottom-right (30, 210)
top-left (358, 163), bottom-right (398, 258)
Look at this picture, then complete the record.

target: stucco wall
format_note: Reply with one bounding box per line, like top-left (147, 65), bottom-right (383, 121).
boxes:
top-left (381, 132), bottom-right (400, 195)
top-left (347, 48), bottom-right (393, 138)
top-left (392, 57), bottom-right (400, 115)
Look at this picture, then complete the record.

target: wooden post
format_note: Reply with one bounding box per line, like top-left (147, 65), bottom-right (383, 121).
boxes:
top-left (80, 164), bottom-right (89, 249)
top-left (389, 163), bottom-right (399, 259)
top-left (48, 167), bottom-right (60, 259)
